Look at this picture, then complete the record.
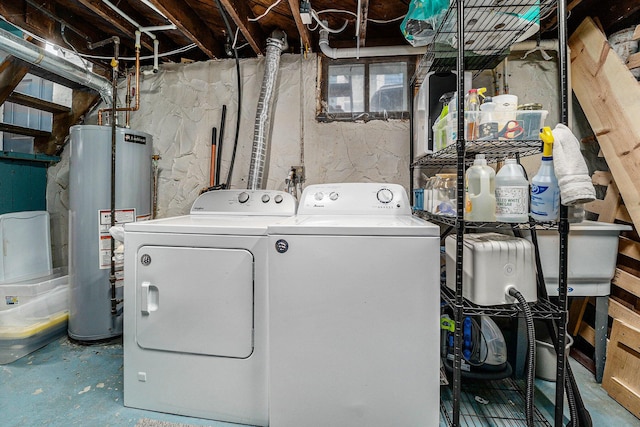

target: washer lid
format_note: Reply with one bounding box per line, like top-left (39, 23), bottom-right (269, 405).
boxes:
top-left (124, 214), bottom-right (292, 235)
top-left (268, 214), bottom-right (439, 236)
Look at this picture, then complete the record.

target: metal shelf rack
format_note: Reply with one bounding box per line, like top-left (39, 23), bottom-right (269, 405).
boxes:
top-left (412, 139), bottom-right (543, 168)
top-left (410, 1), bottom-right (571, 426)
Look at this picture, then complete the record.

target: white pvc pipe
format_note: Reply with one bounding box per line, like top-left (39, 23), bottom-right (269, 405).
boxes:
top-left (139, 0), bottom-right (170, 21)
top-left (318, 28), bottom-right (427, 59)
top-left (0, 27), bottom-right (113, 104)
top-left (139, 25), bottom-right (177, 33)
top-left (102, 0), bottom-right (156, 40)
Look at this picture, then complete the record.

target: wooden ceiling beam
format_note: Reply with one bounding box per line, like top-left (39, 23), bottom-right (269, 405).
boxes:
top-left (286, 0), bottom-right (312, 52)
top-left (144, 0), bottom-right (222, 59)
top-left (74, 0), bottom-right (155, 53)
top-left (358, 0), bottom-right (369, 47)
top-left (0, 2), bottom-right (86, 52)
top-left (218, 0), bottom-right (266, 56)
top-left (0, 56), bottom-right (31, 105)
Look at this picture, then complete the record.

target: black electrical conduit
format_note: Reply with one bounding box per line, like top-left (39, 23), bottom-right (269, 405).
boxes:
top-left (215, 0), bottom-right (242, 190)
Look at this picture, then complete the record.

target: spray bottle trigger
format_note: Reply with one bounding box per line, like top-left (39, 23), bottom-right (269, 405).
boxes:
top-left (540, 126), bottom-right (554, 144)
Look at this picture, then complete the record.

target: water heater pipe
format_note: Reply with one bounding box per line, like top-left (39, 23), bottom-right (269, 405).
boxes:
top-left (98, 31), bottom-right (142, 126)
top-left (0, 27), bottom-right (113, 104)
top-left (247, 31), bottom-right (288, 190)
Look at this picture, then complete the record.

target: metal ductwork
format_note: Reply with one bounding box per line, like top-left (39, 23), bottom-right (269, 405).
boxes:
top-left (0, 28), bottom-right (113, 104)
top-left (247, 30), bottom-right (288, 190)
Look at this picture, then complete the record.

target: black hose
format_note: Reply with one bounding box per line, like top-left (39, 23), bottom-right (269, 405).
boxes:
top-left (508, 286), bottom-right (535, 427)
top-left (216, 105), bottom-right (227, 185)
top-left (528, 226), bottom-right (590, 426)
top-left (214, 0), bottom-right (242, 189)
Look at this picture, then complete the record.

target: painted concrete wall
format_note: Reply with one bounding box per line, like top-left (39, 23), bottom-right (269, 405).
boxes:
top-left (47, 50), bottom-right (566, 268)
top-left (46, 53), bottom-right (411, 267)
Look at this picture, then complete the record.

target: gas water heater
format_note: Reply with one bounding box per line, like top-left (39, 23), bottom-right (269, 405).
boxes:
top-left (68, 124), bottom-right (152, 341)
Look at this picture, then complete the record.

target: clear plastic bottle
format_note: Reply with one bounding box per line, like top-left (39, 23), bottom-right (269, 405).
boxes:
top-left (531, 127), bottom-right (560, 221)
top-left (465, 89), bottom-right (481, 140)
top-left (433, 173), bottom-right (456, 216)
top-left (465, 154), bottom-right (496, 221)
top-left (495, 158), bottom-right (529, 223)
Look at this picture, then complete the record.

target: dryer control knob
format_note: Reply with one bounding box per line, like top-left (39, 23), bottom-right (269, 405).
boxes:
top-left (274, 194), bottom-right (284, 204)
top-left (238, 192), bottom-right (250, 203)
top-left (262, 194), bottom-right (271, 203)
top-left (377, 188), bottom-right (393, 204)
top-left (314, 192), bottom-right (324, 201)
top-left (329, 192), bottom-right (339, 201)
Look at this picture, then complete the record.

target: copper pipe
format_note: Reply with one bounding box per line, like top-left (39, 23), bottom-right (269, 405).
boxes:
top-left (98, 39), bottom-right (141, 125)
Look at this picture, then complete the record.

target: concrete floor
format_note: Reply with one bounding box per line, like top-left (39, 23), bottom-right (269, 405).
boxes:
top-left (1, 334), bottom-right (638, 427)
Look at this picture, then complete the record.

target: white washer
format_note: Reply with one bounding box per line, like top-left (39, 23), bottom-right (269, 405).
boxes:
top-left (122, 190), bottom-right (296, 426)
top-left (268, 183), bottom-right (441, 427)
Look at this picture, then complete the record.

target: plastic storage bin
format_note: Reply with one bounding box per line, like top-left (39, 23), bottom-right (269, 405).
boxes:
top-left (524, 220), bottom-right (632, 296)
top-left (0, 267), bottom-right (68, 309)
top-left (0, 275), bottom-right (69, 364)
top-left (0, 211), bottom-right (52, 282)
top-left (432, 110), bottom-right (548, 151)
top-left (445, 233), bottom-right (537, 306)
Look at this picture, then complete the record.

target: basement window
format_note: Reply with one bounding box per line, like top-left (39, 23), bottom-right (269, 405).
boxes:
top-left (318, 57), bottom-right (414, 122)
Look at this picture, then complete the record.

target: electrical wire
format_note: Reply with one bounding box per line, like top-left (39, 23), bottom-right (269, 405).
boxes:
top-left (315, 9), bottom-right (357, 18)
top-left (60, 24), bottom-right (92, 73)
top-left (311, 10), bottom-right (349, 33)
top-left (314, 8), bottom-right (406, 23)
top-left (214, 0), bottom-right (242, 188)
top-left (248, 0), bottom-right (283, 22)
top-left (368, 15), bottom-right (406, 24)
top-left (232, 27), bottom-right (250, 51)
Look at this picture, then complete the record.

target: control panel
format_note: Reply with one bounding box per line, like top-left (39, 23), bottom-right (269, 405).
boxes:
top-left (190, 190), bottom-right (296, 215)
top-left (297, 183), bottom-right (411, 216)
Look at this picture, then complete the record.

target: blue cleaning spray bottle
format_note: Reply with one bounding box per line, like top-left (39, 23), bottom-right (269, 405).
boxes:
top-left (530, 126), bottom-right (560, 221)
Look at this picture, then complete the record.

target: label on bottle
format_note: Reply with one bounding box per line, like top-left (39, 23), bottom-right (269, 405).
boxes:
top-left (531, 184), bottom-right (559, 218)
top-left (496, 186), bottom-right (528, 215)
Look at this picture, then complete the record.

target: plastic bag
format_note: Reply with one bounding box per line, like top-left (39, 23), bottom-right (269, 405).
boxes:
top-left (401, 0), bottom-right (449, 47)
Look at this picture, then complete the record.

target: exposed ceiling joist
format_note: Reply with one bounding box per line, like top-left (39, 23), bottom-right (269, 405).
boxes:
top-left (145, 0), bottom-right (222, 59)
top-left (358, 0), bottom-right (369, 47)
top-left (286, 0), bottom-right (312, 51)
top-left (218, 0), bottom-right (265, 56)
top-left (0, 56), bottom-right (31, 104)
top-left (74, 0), bottom-right (156, 53)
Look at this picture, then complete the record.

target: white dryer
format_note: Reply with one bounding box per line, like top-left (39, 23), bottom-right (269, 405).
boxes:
top-left (268, 183), bottom-right (441, 427)
top-left (122, 189), bottom-right (296, 426)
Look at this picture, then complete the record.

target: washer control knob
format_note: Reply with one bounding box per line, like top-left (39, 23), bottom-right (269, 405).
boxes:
top-left (274, 194), bottom-right (284, 204)
top-left (238, 192), bottom-right (250, 203)
top-left (329, 192), bottom-right (339, 201)
top-left (261, 194), bottom-right (271, 203)
top-left (377, 188), bottom-right (393, 204)
top-left (314, 192), bottom-right (324, 201)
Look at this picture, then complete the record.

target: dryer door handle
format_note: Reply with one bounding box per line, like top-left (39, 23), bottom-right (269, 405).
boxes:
top-left (140, 281), bottom-right (159, 315)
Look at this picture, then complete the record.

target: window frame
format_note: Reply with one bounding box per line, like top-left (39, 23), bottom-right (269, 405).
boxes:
top-left (317, 56), bottom-right (416, 122)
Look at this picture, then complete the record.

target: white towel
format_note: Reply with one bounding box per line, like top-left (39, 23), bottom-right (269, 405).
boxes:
top-left (552, 124), bottom-right (596, 206)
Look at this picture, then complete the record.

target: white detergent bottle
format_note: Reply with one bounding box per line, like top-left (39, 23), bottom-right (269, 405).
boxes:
top-left (495, 158), bottom-right (529, 223)
top-left (530, 127), bottom-right (560, 221)
top-left (465, 154), bottom-right (496, 222)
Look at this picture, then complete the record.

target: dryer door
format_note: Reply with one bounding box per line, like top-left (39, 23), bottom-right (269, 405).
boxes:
top-left (135, 246), bottom-right (254, 358)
